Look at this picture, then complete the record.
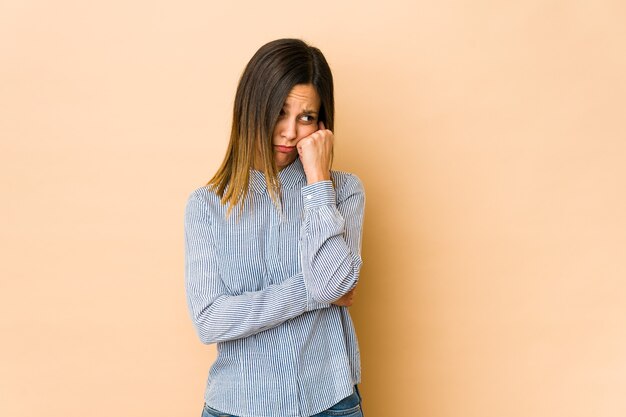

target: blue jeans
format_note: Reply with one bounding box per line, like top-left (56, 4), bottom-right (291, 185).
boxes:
top-left (201, 385), bottom-right (364, 417)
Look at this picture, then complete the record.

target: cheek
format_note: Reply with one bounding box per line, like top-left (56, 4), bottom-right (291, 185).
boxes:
top-left (272, 122), bottom-right (282, 139)
top-left (297, 125), bottom-right (318, 139)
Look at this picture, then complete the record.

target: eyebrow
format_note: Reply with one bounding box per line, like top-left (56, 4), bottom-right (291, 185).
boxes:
top-left (281, 104), bottom-right (319, 114)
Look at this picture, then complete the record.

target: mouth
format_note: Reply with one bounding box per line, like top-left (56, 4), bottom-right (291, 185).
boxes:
top-left (274, 145), bottom-right (296, 153)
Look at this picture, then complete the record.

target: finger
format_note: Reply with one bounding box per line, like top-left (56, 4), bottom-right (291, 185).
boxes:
top-left (319, 121), bottom-right (326, 131)
top-left (296, 136), bottom-right (311, 150)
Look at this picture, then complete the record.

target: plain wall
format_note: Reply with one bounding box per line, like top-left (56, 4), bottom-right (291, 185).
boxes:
top-left (1, 1), bottom-right (625, 416)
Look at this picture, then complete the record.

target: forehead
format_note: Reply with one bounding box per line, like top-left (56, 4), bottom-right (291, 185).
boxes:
top-left (284, 84), bottom-right (320, 111)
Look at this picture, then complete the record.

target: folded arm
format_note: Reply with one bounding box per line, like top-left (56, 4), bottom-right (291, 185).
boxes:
top-left (184, 191), bottom-right (329, 345)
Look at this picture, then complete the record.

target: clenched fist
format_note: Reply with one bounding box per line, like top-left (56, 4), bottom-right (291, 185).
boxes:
top-left (297, 121), bottom-right (334, 185)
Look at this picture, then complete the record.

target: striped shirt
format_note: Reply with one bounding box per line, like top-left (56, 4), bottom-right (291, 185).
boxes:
top-left (184, 156), bottom-right (365, 417)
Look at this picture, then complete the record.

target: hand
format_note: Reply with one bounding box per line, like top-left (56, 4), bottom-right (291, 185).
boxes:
top-left (331, 286), bottom-right (357, 307)
top-left (297, 121), bottom-right (334, 184)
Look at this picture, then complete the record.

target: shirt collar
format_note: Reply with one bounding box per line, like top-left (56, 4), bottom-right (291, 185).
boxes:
top-left (249, 157), bottom-right (306, 193)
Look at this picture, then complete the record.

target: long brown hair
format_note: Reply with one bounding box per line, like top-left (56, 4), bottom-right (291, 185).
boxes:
top-left (207, 38), bottom-right (335, 217)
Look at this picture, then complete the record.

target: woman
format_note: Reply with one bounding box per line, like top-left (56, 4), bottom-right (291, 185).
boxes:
top-left (184, 38), bottom-right (365, 417)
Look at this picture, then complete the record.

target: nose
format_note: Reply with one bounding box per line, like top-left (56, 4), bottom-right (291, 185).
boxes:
top-left (278, 118), bottom-right (297, 141)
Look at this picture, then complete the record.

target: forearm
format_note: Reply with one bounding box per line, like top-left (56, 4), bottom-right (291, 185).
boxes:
top-left (185, 273), bottom-right (328, 345)
top-left (300, 177), bottom-right (365, 304)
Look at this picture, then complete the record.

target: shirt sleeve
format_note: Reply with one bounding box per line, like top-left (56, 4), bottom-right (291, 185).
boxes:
top-left (184, 190), bottom-right (329, 345)
top-left (300, 174), bottom-right (366, 304)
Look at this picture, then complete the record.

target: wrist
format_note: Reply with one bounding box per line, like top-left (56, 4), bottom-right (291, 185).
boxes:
top-left (305, 170), bottom-right (331, 185)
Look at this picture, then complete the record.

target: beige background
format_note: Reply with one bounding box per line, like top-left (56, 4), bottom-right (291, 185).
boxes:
top-left (2, 1), bottom-right (625, 416)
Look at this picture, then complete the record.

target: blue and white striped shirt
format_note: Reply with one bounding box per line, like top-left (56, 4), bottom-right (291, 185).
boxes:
top-left (184, 157), bottom-right (365, 417)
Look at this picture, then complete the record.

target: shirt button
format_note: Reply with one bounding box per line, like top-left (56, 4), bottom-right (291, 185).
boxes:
top-left (306, 195), bottom-right (312, 200)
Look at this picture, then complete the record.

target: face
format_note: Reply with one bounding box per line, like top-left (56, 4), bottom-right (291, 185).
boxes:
top-left (271, 83), bottom-right (321, 170)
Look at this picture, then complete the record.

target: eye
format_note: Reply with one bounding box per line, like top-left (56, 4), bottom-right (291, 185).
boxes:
top-left (300, 114), bottom-right (316, 123)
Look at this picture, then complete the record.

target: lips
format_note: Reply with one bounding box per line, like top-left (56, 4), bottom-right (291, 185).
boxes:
top-left (274, 145), bottom-right (296, 153)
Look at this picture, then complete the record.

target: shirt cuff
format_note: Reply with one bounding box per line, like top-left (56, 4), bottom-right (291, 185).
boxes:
top-left (301, 180), bottom-right (336, 209)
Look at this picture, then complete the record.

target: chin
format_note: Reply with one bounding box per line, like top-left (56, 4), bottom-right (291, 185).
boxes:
top-left (275, 155), bottom-right (296, 169)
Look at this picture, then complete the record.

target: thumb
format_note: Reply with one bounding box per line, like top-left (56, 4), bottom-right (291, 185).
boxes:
top-left (319, 121), bottom-right (326, 130)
